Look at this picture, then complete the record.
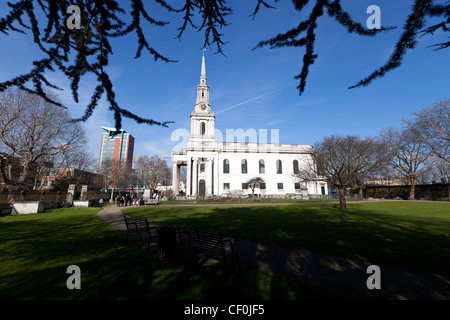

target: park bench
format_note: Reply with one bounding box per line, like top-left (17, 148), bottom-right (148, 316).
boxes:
top-left (176, 225), bottom-right (240, 274)
top-left (0, 204), bottom-right (13, 216)
top-left (123, 215), bottom-right (158, 250)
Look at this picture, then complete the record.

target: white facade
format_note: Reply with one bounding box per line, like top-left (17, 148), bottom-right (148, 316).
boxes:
top-left (172, 54), bottom-right (328, 198)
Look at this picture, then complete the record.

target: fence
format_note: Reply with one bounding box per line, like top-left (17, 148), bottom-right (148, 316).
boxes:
top-left (308, 194), bottom-right (363, 200)
top-left (308, 194), bottom-right (337, 200)
top-left (1, 190), bottom-right (71, 209)
top-left (1, 189), bottom-right (110, 209)
top-left (2, 190), bottom-right (68, 202)
top-left (363, 183), bottom-right (449, 200)
top-left (81, 190), bottom-right (110, 202)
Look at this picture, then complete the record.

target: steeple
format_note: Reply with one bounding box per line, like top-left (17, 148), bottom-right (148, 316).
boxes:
top-left (196, 51), bottom-right (210, 107)
top-left (190, 51), bottom-right (215, 143)
top-left (200, 50), bottom-right (207, 84)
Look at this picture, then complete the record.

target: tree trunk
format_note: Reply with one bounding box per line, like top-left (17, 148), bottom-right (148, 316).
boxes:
top-left (338, 187), bottom-right (347, 210)
top-left (408, 175), bottom-right (416, 200)
top-left (447, 183), bottom-right (450, 200)
top-left (358, 186), bottom-right (363, 199)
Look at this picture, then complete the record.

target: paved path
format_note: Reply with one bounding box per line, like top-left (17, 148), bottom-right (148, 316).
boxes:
top-left (97, 204), bottom-right (450, 300)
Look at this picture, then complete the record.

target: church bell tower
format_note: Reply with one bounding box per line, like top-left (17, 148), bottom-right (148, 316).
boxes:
top-left (189, 51), bottom-right (215, 143)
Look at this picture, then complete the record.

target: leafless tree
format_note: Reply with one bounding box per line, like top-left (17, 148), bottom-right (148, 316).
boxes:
top-left (380, 126), bottom-right (429, 200)
top-left (97, 158), bottom-right (136, 201)
top-left (430, 158), bottom-right (450, 184)
top-left (246, 176), bottom-right (265, 198)
top-left (0, 88), bottom-right (86, 192)
top-left (60, 147), bottom-right (96, 172)
top-left (426, 156), bottom-right (450, 198)
top-left (315, 134), bottom-right (387, 209)
top-left (134, 154), bottom-right (171, 194)
top-left (406, 98), bottom-right (450, 164)
top-left (97, 158), bottom-right (114, 192)
top-left (292, 155), bottom-right (325, 191)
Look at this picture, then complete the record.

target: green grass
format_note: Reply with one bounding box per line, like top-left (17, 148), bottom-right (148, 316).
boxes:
top-left (159, 197), bottom-right (342, 205)
top-left (123, 201), bottom-right (450, 276)
top-left (0, 207), bottom-right (360, 300)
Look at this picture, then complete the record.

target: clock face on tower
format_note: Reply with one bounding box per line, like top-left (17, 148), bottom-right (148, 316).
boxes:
top-left (200, 104), bottom-right (207, 111)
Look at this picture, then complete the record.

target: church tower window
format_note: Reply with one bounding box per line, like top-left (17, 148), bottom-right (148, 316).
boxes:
top-left (200, 122), bottom-right (206, 135)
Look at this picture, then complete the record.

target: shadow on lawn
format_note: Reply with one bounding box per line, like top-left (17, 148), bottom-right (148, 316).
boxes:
top-left (129, 204), bottom-right (450, 300)
top-left (5, 205), bottom-right (447, 300)
top-left (0, 213), bottom-right (356, 300)
top-left (133, 205), bottom-right (450, 273)
top-left (231, 237), bottom-right (450, 300)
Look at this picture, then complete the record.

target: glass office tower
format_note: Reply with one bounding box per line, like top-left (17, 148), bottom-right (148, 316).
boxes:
top-left (97, 126), bottom-right (135, 174)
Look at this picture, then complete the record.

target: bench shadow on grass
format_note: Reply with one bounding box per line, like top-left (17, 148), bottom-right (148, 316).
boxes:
top-left (218, 205), bottom-right (450, 300)
top-left (0, 214), bottom-right (358, 300)
top-left (129, 204), bottom-right (450, 300)
top-left (5, 204), bottom-right (449, 300)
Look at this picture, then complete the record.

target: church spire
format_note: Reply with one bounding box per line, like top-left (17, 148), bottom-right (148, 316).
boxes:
top-left (200, 48), bottom-right (207, 84)
top-left (190, 51), bottom-right (215, 143)
top-left (196, 50), bottom-right (210, 106)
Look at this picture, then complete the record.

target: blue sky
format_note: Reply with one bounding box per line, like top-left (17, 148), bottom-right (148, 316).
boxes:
top-left (0, 1), bottom-right (449, 166)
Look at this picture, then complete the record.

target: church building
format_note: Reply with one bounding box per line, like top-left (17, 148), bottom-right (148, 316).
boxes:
top-left (172, 54), bottom-right (327, 198)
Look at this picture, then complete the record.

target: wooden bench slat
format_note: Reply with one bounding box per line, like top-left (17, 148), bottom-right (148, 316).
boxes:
top-left (123, 215), bottom-right (157, 250)
top-left (176, 225), bottom-right (240, 275)
top-left (0, 205), bottom-right (13, 215)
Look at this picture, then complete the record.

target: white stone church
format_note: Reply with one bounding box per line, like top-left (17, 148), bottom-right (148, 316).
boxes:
top-left (172, 54), bottom-right (328, 198)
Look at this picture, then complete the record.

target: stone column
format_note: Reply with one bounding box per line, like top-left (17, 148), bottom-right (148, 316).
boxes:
top-left (80, 185), bottom-right (88, 201)
top-left (67, 184), bottom-right (76, 205)
top-left (192, 158), bottom-right (198, 196)
top-left (206, 157), bottom-right (213, 196)
top-left (186, 158), bottom-right (191, 196)
top-left (172, 162), bottom-right (180, 195)
top-left (214, 156), bottom-right (219, 196)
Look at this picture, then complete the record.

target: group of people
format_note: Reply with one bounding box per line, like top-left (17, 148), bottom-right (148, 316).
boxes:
top-left (115, 194), bottom-right (142, 207)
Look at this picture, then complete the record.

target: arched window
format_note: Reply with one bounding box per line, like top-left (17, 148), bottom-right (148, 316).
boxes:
top-left (223, 159), bottom-right (230, 174)
top-left (200, 122), bottom-right (206, 135)
top-left (241, 159), bottom-right (248, 174)
top-left (293, 160), bottom-right (299, 174)
top-left (276, 159), bottom-right (282, 174)
top-left (259, 159), bottom-right (265, 174)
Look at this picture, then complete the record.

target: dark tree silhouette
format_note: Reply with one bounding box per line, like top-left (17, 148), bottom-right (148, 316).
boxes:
top-left (254, 0), bottom-right (450, 95)
top-left (349, 0), bottom-right (450, 89)
top-left (315, 134), bottom-right (388, 209)
top-left (0, 0), bottom-right (233, 131)
top-left (0, 0), bottom-right (448, 128)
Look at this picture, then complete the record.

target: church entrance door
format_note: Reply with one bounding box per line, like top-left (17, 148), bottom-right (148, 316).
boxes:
top-left (199, 179), bottom-right (206, 197)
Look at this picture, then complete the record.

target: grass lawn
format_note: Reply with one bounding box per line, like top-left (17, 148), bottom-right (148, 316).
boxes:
top-left (159, 198), bottom-right (344, 205)
top-left (123, 201), bottom-right (450, 276)
top-left (0, 207), bottom-right (361, 300)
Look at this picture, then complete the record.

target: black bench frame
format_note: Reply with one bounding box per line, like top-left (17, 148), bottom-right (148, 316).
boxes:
top-left (0, 205), bottom-right (13, 216)
top-left (176, 225), bottom-right (240, 274)
top-left (123, 215), bottom-right (158, 250)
